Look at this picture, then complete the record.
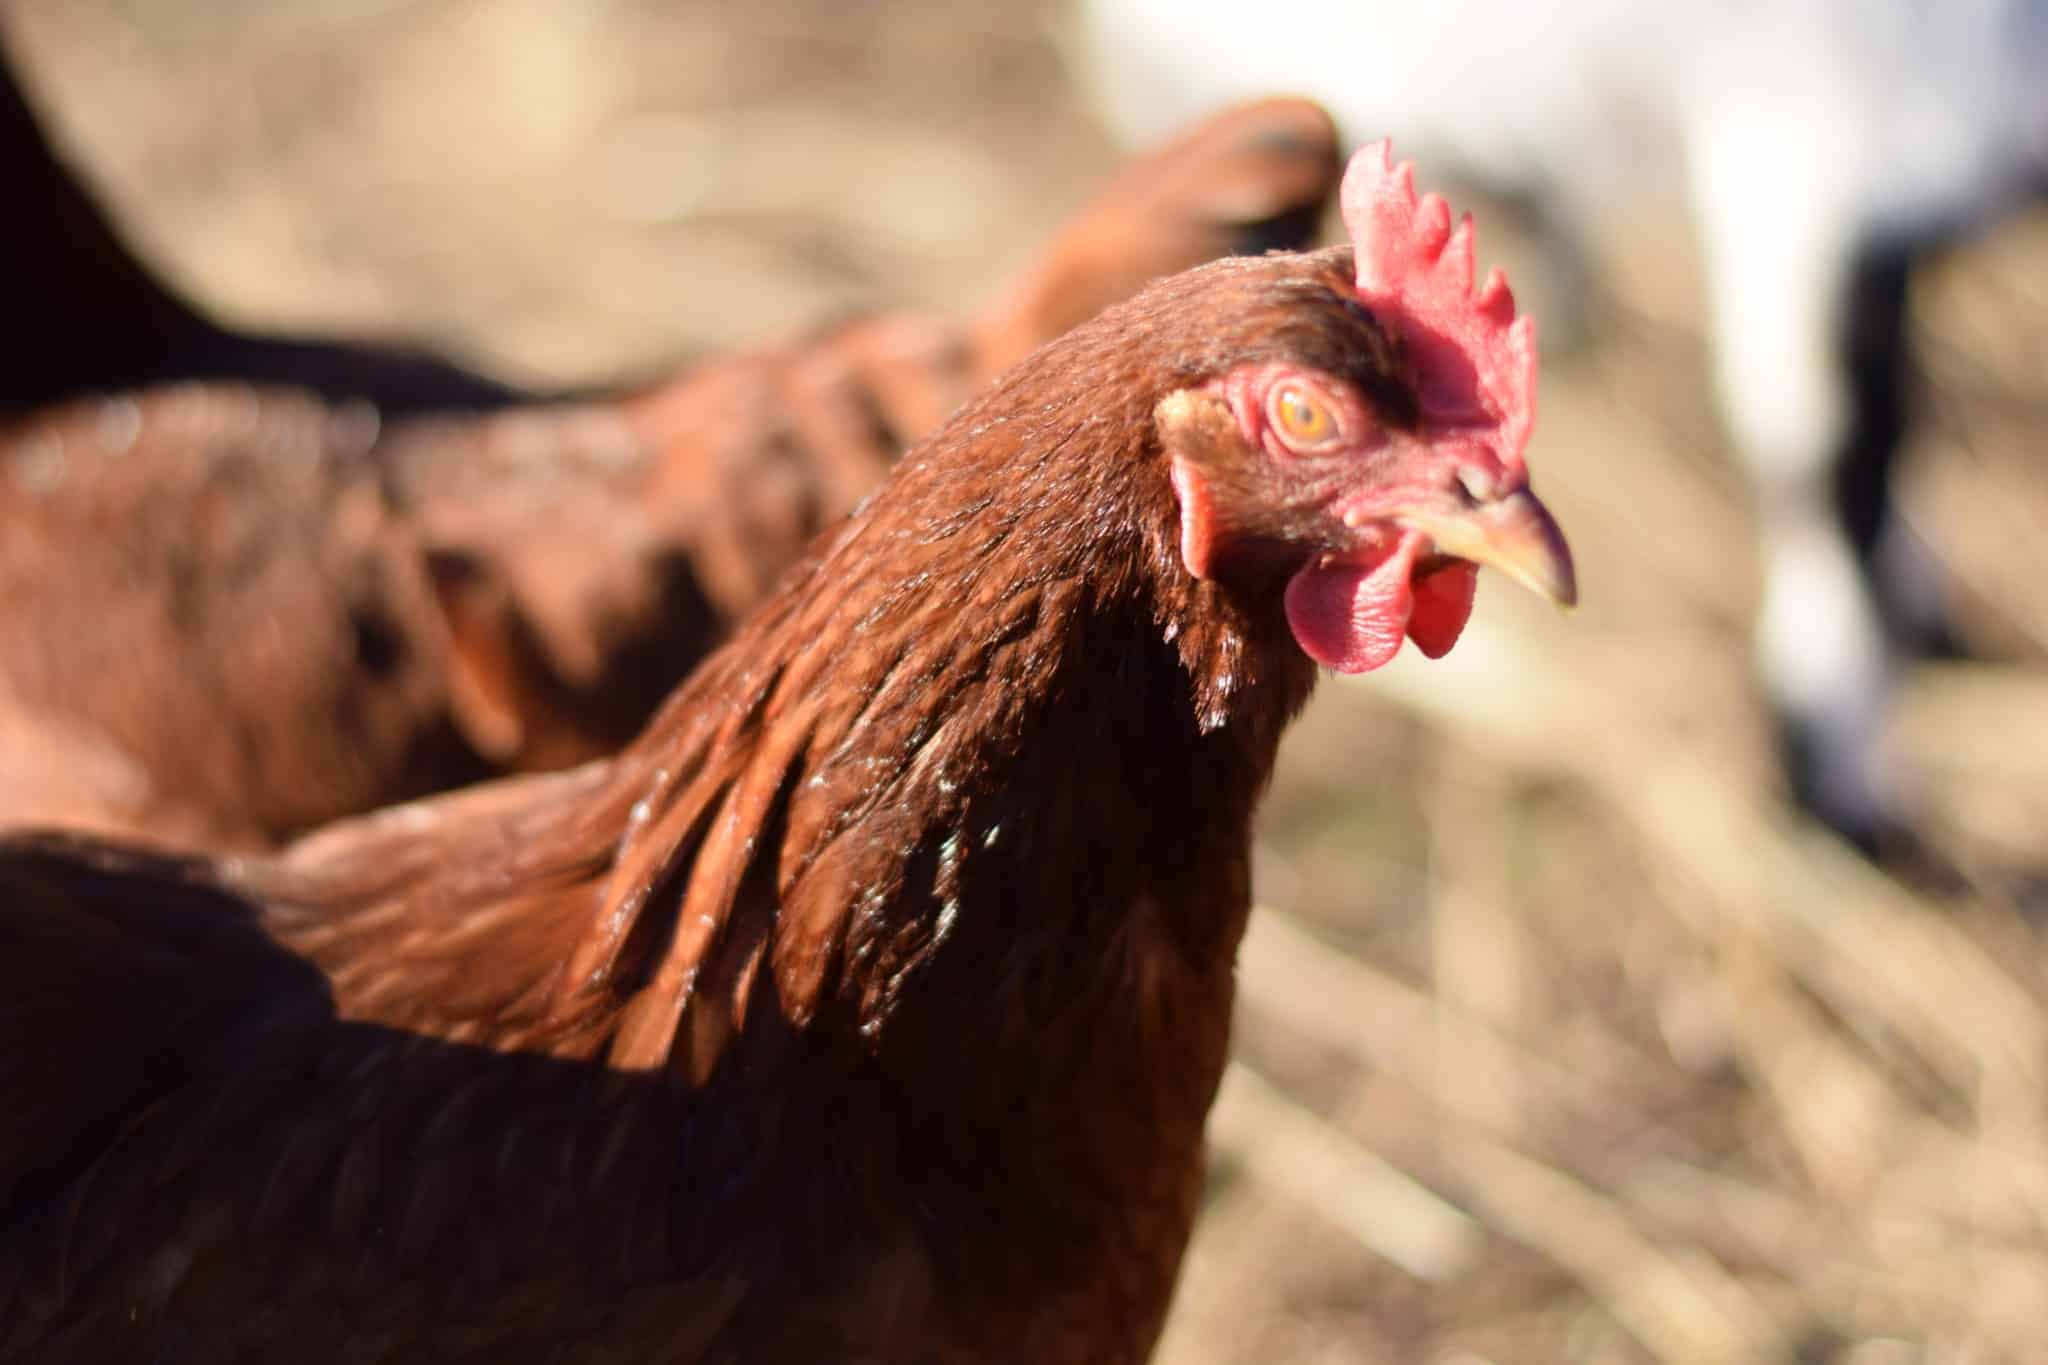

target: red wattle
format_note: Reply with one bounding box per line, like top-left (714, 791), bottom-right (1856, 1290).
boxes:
top-left (1406, 562), bottom-right (1478, 658)
top-left (1282, 534), bottom-right (1422, 674)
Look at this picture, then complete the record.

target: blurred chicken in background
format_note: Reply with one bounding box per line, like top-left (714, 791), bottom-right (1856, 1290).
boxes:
top-left (1078, 0), bottom-right (2048, 852)
top-left (0, 20), bottom-right (1340, 850)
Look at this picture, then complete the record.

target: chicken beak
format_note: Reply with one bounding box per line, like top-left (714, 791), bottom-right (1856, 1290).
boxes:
top-left (1403, 488), bottom-right (1577, 609)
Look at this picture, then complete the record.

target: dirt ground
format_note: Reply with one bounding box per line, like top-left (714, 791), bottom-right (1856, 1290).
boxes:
top-left (12, 1), bottom-right (2048, 1360)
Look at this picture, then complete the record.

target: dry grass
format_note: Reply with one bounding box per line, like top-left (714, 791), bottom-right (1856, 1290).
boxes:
top-left (12, 0), bottom-right (2048, 1358)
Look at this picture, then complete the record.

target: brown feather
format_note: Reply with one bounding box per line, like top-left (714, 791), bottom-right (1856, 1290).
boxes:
top-left (0, 99), bottom-right (1341, 856)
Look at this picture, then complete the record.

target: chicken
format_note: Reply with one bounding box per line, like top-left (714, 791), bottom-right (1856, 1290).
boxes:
top-left (1077, 0), bottom-right (2048, 849)
top-left (0, 143), bottom-right (1572, 1363)
top-left (0, 96), bottom-right (1342, 851)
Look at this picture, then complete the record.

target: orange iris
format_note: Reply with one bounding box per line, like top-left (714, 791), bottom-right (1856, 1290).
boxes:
top-left (1272, 384), bottom-right (1336, 446)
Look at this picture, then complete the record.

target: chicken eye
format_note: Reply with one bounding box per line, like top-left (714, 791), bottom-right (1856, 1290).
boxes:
top-left (1270, 384), bottom-right (1337, 448)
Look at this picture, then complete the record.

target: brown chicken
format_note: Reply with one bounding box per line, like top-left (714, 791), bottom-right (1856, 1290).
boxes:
top-left (0, 144), bottom-right (1573, 1363)
top-left (0, 97), bottom-right (1341, 850)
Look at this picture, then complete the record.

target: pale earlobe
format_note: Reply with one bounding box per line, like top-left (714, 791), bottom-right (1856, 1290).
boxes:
top-left (1168, 456), bottom-right (1217, 580)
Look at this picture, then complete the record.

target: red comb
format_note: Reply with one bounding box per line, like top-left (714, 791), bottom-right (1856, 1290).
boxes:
top-left (1341, 141), bottom-right (1536, 470)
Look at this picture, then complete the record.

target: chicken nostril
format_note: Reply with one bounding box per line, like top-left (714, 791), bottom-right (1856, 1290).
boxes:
top-left (1456, 466), bottom-right (1498, 504)
top-left (352, 609), bottom-right (406, 678)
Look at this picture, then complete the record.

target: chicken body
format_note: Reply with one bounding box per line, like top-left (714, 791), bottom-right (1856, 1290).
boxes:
top-left (0, 149), bottom-right (1572, 1361)
top-left (0, 97), bottom-right (1341, 850)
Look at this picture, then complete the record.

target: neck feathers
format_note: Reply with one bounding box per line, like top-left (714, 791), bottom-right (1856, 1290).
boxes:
top-left (267, 272), bottom-right (1326, 1080)
top-left (558, 312), bottom-right (1315, 1077)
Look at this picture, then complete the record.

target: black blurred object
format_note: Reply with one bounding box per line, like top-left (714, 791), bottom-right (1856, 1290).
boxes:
top-left (0, 33), bottom-right (516, 413)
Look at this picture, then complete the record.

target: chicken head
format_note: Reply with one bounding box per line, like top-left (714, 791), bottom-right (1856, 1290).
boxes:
top-left (1162, 141), bottom-right (1576, 674)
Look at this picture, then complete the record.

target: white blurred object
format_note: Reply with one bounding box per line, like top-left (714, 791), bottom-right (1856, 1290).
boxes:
top-left (1078, 0), bottom-right (2048, 846)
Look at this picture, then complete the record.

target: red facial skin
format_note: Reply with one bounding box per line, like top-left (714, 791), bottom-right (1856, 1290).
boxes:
top-left (1172, 360), bottom-right (1497, 673)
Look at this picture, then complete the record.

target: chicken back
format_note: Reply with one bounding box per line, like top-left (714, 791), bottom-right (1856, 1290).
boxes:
top-left (0, 144), bottom-right (1572, 1364)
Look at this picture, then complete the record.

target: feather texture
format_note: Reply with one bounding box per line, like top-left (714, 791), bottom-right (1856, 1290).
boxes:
top-left (0, 246), bottom-right (1436, 1362)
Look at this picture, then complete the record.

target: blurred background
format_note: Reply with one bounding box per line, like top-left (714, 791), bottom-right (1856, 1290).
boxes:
top-left (9, 0), bottom-right (2048, 1359)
